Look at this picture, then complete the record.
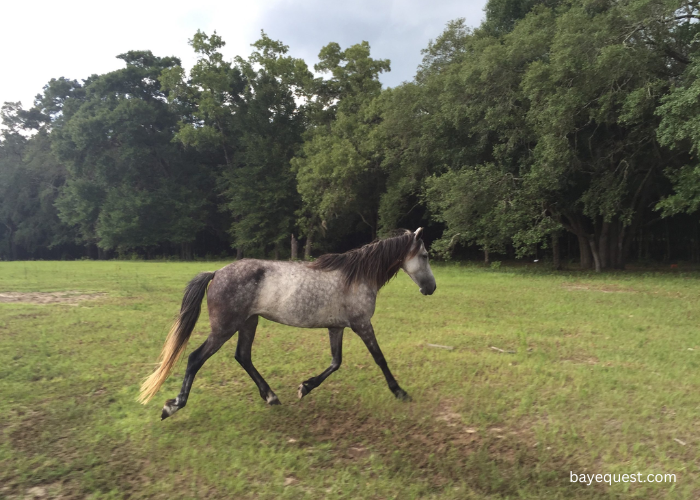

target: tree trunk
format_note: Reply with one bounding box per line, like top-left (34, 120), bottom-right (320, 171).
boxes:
top-left (181, 242), bottom-right (192, 261)
top-left (236, 247), bottom-right (244, 260)
top-left (637, 226), bottom-right (643, 261)
top-left (273, 244), bottom-right (280, 261)
top-left (616, 222), bottom-right (630, 270)
top-left (599, 221), bottom-right (610, 269)
top-left (290, 234), bottom-right (298, 260)
top-left (588, 238), bottom-right (602, 272)
top-left (88, 243), bottom-right (98, 260)
top-left (664, 219), bottom-right (671, 262)
top-left (304, 231), bottom-right (314, 260)
top-left (578, 234), bottom-right (592, 269)
top-left (552, 233), bottom-right (561, 270)
top-left (7, 228), bottom-right (16, 261)
top-left (608, 221), bottom-right (618, 269)
top-left (484, 248), bottom-right (490, 265)
top-left (691, 239), bottom-right (694, 263)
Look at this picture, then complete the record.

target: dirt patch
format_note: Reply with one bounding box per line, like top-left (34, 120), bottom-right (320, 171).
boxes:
top-left (255, 396), bottom-right (552, 495)
top-left (435, 399), bottom-right (467, 428)
top-left (561, 355), bottom-right (600, 365)
top-left (0, 291), bottom-right (106, 306)
top-left (5, 404), bottom-right (150, 499)
top-left (562, 283), bottom-right (637, 293)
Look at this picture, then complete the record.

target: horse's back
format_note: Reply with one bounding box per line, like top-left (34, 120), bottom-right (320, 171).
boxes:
top-left (207, 259), bottom-right (374, 329)
top-left (255, 261), bottom-right (350, 328)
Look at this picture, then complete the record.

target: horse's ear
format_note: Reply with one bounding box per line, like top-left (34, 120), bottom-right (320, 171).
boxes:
top-left (414, 227), bottom-right (423, 240)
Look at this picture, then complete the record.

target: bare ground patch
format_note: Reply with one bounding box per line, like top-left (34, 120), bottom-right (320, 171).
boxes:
top-left (4, 403), bottom-right (150, 500)
top-left (251, 395), bottom-right (557, 495)
top-left (0, 291), bottom-right (106, 306)
top-left (562, 283), bottom-right (638, 293)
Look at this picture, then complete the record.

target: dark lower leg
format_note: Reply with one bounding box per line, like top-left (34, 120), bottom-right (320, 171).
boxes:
top-left (234, 315), bottom-right (279, 405)
top-left (298, 328), bottom-right (343, 398)
top-left (162, 328), bottom-right (236, 419)
top-left (353, 323), bottom-right (409, 400)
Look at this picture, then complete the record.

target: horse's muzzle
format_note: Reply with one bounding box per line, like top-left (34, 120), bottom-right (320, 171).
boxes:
top-left (420, 283), bottom-right (436, 295)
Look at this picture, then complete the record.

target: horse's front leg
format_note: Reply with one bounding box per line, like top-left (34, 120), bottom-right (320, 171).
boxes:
top-left (298, 327), bottom-right (343, 399)
top-left (351, 322), bottom-right (410, 401)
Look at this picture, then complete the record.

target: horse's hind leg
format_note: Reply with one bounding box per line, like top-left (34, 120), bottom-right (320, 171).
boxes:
top-left (298, 328), bottom-right (343, 399)
top-left (161, 325), bottom-right (238, 420)
top-left (234, 315), bottom-right (280, 405)
top-left (352, 321), bottom-right (410, 401)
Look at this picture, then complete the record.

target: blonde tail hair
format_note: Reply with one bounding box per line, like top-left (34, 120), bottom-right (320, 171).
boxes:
top-left (138, 271), bottom-right (216, 404)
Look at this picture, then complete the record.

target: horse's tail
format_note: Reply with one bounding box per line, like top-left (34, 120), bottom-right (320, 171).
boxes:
top-left (138, 271), bottom-right (216, 404)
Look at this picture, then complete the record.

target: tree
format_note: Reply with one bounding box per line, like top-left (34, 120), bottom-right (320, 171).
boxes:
top-left (292, 41), bottom-right (390, 256)
top-left (164, 31), bottom-right (311, 257)
top-left (160, 31), bottom-right (245, 169)
top-left (417, 0), bottom-right (692, 270)
top-left (51, 51), bottom-right (208, 255)
top-left (376, 19), bottom-right (476, 236)
top-left (518, 1), bottom-right (690, 270)
top-left (0, 103), bottom-right (71, 260)
top-left (481, 0), bottom-right (562, 35)
top-left (386, 16), bottom-right (543, 261)
top-left (656, 0), bottom-right (700, 216)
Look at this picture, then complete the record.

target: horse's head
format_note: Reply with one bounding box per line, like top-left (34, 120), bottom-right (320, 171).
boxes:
top-left (402, 228), bottom-right (437, 296)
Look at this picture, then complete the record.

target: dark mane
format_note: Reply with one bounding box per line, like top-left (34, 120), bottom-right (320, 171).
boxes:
top-left (309, 231), bottom-right (420, 289)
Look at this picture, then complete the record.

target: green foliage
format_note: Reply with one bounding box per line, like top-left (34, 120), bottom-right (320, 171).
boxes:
top-left (293, 41), bottom-right (390, 242)
top-left (48, 51), bottom-right (208, 252)
top-left (224, 33), bottom-right (310, 255)
top-left (482, 0), bottom-right (562, 35)
top-left (161, 31), bottom-right (244, 163)
top-left (4, 0), bottom-right (700, 264)
top-left (425, 166), bottom-right (519, 258)
top-left (409, 0), bottom-right (699, 269)
top-left (0, 104), bottom-right (71, 259)
top-left (165, 31), bottom-right (311, 255)
top-left (657, 54), bottom-right (700, 215)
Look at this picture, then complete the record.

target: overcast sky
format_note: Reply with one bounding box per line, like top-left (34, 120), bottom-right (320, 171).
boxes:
top-left (1, 0), bottom-right (487, 110)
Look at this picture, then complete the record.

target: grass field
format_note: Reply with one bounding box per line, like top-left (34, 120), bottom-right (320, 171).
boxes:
top-left (1, 261), bottom-right (699, 499)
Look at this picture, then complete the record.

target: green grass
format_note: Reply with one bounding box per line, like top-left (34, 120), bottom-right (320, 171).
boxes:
top-left (1, 261), bottom-right (699, 499)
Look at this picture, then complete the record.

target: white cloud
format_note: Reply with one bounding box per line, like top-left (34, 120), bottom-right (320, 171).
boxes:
top-left (0, 0), bottom-right (486, 109)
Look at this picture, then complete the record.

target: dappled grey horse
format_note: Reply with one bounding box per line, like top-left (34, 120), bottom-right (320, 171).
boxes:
top-left (139, 228), bottom-right (437, 420)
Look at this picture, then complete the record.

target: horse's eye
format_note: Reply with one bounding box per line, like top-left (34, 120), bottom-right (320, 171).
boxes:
top-left (422, 254), bottom-right (428, 259)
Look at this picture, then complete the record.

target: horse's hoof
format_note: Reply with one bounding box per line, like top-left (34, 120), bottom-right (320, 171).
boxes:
top-left (266, 393), bottom-right (281, 405)
top-left (394, 389), bottom-right (411, 402)
top-left (298, 383), bottom-right (310, 399)
top-left (161, 398), bottom-right (180, 420)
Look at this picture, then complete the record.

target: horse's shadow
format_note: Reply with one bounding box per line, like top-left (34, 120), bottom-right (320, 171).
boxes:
top-left (178, 392), bottom-right (580, 497)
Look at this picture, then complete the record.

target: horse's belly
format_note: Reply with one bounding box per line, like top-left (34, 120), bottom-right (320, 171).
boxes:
top-left (253, 289), bottom-right (348, 329)
top-left (258, 310), bottom-right (348, 329)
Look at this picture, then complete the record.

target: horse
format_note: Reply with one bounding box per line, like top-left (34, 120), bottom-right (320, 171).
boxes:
top-left (138, 228), bottom-right (437, 420)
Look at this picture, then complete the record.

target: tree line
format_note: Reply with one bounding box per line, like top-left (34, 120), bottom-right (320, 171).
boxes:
top-left (2, 0), bottom-right (700, 271)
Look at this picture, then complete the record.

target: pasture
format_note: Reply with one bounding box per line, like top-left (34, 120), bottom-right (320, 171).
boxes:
top-left (1, 261), bottom-right (699, 499)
